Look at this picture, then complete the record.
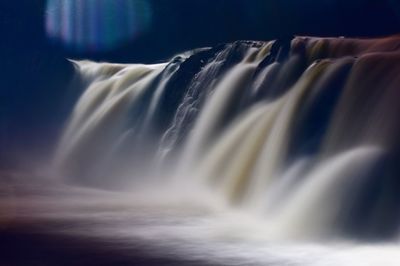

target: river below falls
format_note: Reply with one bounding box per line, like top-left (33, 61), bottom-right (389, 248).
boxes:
top-left (1, 172), bottom-right (400, 266)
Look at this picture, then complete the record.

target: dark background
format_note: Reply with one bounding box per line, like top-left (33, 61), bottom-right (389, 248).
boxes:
top-left (3, 0), bottom-right (400, 62)
top-left (1, 0), bottom-right (400, 168)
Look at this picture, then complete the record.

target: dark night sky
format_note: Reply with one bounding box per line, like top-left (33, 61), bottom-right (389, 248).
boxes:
top-left (2, 0), bottom-right (400, 62)
top-left (1, 0), bottom-right (400, 167)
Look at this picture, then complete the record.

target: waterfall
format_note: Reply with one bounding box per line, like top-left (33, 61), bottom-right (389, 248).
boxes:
top-left (55, 36), bottom-right (400, 240)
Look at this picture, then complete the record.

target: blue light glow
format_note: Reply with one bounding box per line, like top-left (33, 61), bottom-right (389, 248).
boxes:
top-left (46, 0), bottom-right (152, 52)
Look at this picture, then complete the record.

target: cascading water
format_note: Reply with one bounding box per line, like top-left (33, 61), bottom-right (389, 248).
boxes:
top-left (35, 35), bottom-right (400, 265)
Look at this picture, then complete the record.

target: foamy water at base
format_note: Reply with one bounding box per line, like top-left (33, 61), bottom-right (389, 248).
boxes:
top-left (2, 176), bottom-right (399, 266)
